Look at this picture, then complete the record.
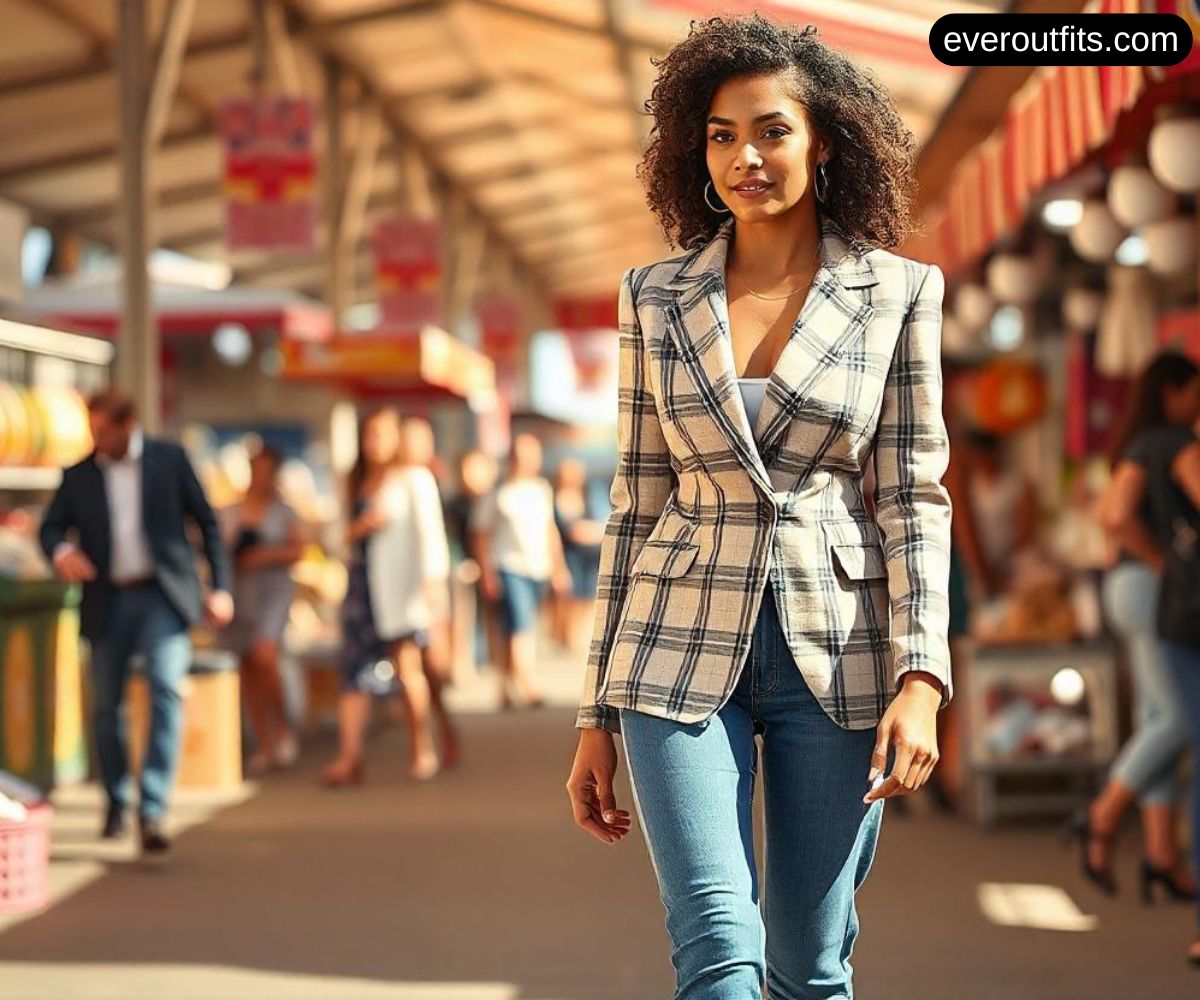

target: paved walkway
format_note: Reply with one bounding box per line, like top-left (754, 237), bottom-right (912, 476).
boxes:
top-left (0, 645), bottom-right (1197, 998)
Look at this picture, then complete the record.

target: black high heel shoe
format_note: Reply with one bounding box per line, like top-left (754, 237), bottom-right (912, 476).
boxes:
top-left (1062, 808), bottom-right (1118, 896)
top-left (1139, 860), bottom-right (1197, 905)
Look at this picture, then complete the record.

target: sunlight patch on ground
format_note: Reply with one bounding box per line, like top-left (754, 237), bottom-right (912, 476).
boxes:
top-left (977, 883), bottom-right (1099, 932)
top-left (0, 964), bottom-right (520, 999)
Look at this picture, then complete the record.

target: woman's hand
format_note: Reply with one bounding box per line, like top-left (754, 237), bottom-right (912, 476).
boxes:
top-left (566, 729), bottom-right (633, 845)
top-left (864, 672), bottom-right (942, 804)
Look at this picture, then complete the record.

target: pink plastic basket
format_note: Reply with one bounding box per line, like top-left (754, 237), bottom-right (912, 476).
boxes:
top-left (0, 803), bottom-right (52, 914)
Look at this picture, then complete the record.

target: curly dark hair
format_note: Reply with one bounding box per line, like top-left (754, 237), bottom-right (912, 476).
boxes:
top-left (639, 15), bottom-right (918, 252)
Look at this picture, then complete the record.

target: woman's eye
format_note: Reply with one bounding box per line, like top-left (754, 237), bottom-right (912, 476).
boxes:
top-left (764, 127), bottom-right (788, 139)
top-left (708, 132), bottom-right (732, 144)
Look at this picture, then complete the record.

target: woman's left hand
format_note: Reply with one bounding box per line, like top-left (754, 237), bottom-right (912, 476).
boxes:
top-left (863, 672), bottom-right (942, 804)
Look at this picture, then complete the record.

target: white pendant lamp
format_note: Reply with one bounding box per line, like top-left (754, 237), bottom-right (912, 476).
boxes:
top-left (1062, 286), bottom-right (1104, 330)
top-left (1148, 113), bottom-right (1200, 193)
top-left (1142, 215), bottom-right (1198, 276)
top-left (1107, 164), bottom-right (1177, 228)
top-left (954, 283), bottom-right (995, 332)
top-left (1069, 200), bottom-right (1127, 263)
top-left (986, 253), bottom-right (1040, 305)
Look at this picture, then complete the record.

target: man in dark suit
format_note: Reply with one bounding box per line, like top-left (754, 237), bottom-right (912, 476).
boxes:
top-left (40, 389), bottom-right (233, 856)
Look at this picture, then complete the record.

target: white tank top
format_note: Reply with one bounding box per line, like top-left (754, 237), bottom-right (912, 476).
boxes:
top-left (738, 379), bottom-right (770, 444)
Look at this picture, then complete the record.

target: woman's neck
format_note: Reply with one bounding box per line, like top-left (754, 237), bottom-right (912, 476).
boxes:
top-left (727, 203), bottom-right (822, 281)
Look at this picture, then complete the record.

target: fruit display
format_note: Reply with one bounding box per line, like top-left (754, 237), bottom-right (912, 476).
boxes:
top-left (0, 383), bottom-right (90, 469)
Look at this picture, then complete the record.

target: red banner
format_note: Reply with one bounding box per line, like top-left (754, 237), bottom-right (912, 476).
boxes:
top-left (554, 297), bottom-right (619, 332)
top-left (219, 96), bottom-right (316, 253)
top-left (475, 295), bottom-right (522, 363)
top-left (371, 218), bottom-right (442, 338)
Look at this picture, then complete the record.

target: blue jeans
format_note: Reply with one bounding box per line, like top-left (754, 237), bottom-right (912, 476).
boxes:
top-left (91, 583), bottom-right (192, 821)
top-left (620, 586), bottom-right (884, 1000)
top-left (1102, 562), bottom-right (1188, 804)
top-left (1161, 639), bottom-right (1200, 927)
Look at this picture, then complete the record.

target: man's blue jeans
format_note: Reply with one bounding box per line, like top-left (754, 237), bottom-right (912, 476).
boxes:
top-left (90, 583), bottom-right (192, 821)
top-left (620, 586), bottom-right (885, 1000)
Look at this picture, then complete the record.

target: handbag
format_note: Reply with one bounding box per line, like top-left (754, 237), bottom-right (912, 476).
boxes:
top-left (1157, 512), bottom-right (1200, 645)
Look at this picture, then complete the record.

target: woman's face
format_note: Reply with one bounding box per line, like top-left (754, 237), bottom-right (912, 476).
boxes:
top-left (248, 452), bottom-right (277, 494)
top-left (361, 412), bottom-right (401, 468)
top-left (1165, 374), bottom-right (1200, 426)
top-left (705, 71), bottom-right (828, 225)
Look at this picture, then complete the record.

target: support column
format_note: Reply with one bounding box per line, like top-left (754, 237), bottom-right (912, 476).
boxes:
top-left (116, 0), bottom-right (155, 429)
top-left (115, 0), bottom-right (195, 433)
top-left (323, 57), bottom-right (348, 326)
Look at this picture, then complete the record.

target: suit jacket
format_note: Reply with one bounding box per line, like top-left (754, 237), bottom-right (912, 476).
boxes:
top-left (577, 220), bottom-right (953, 734)
top-left (39, 437), bottom-right (232, 642)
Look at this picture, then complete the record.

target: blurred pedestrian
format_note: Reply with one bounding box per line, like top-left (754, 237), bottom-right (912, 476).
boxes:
top-left (222, 443), bottom-right (304, 774)
top-left (322, 407), bottom-right (454, 786)
top-left (39, 389), bottom-right (233, 856)
top-left (960, 428), bottom-right (1038, 600)
top-left (472, 433), bottom-right (571, 709)
top-left (552, 457), bottom-right (604, 654)
top-left (446, 449), bottom-right (500, 671)
top-left (566, 18), bottom-right (954, 997)
top-left (1093, 352), bottom-right (1200, 965)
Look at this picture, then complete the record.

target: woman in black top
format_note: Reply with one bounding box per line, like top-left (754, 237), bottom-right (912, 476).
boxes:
top-left (1071, 355), bottom-right (1198, 903)
top-left (1103, 351), bottom-right (1200, 967)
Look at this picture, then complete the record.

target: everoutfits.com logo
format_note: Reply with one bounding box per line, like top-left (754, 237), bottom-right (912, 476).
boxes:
top-left (929, 13), bottom-right (1193, 66)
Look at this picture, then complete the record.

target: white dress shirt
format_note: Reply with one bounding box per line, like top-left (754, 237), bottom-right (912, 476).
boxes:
top-left (97, 429), bottom-right (156, 584)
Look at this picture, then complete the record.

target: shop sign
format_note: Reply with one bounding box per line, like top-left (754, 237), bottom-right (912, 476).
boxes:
top-left (219, 96), bottom-right (317, 253)
top-left (372, 218), bottom-right (442, 339)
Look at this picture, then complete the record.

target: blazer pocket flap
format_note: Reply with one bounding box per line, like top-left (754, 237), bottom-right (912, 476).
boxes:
top-left (635, 540), bottom-right (699, 578)
top-left (830, 541), bottom-right (888, 581)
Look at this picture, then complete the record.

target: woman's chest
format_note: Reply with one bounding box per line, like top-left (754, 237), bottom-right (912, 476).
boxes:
top-left (726, 294), bottom-right (805, 378)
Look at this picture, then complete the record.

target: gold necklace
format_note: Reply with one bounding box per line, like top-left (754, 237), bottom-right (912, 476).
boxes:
top-left (730, 250), bottom-right (820, 302)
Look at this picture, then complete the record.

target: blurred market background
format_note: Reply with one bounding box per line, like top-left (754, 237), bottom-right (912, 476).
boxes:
top-left (0, 0), bottom-right (1199, 997)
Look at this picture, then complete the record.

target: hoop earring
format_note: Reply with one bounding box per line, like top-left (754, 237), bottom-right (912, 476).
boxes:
top-left (814, 161), bottom-right (829, 203)
top-left (704, 181), bottom-right (731, 215)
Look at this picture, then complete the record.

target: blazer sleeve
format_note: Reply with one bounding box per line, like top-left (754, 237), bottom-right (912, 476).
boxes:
top-left (38, 471), bottom-right (74, 562)
top-left (576, 267), bottom-right (675, 733)
top-left (178, 446), bottom-right (233, 595)
top-left (872, 263), bottom-right (955, 707)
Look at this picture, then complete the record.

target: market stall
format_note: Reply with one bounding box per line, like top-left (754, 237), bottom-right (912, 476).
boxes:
top-left (908, 0), bottom-right (1200, 825)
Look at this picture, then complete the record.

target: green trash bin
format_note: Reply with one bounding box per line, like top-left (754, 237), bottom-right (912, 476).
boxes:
top-left (0, 579), bottom-right (87, 792)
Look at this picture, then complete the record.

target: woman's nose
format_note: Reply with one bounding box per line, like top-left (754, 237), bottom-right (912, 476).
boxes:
top-left (735, 142), bottom-right (763, 170)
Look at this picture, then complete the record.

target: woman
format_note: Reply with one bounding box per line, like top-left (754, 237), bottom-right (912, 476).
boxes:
top-left (1100, 352), bottom-right (1200, 966)
top-left (322, 407), bottom-right (455, 785)
top-left (565, 17), bottom-right (953, 997)
top-left (471, 433), bottom-right (571, 709)
top-left (1068, 355), bottom-right (1196, 903)
top-left (447, 449), bottom-right (500, 671)
top-left (551, 458), bottom-right (605, 653)
top-left (223, 443), bottom-right (303, 773)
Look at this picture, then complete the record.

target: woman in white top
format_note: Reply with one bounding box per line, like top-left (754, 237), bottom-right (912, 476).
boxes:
top-left (472, 433), bottom-right (572, 709)
top-left (322, 407), bottom-right (457, 785)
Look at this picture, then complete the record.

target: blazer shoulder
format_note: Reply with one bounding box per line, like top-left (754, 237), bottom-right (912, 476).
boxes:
top-left (861, 248), bottom-right (940, 302)
top-left (61, 454), bottom-right (95, 479)
top-left (624, 247), bottom-right (696, 297)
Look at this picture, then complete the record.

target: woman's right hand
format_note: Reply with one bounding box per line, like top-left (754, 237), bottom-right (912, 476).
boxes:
top-left (481, 568), bottom-right (501, 602)
top-left (566, 728), bottom-right (633, 845)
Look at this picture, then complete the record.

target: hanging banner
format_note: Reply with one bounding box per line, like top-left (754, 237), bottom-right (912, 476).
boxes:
top-left (475, 295), bottom-right (522, 369)
top-left (219, 96), bottom-right (316, 253)
top-left (372, 218), bottom-right (442, 339)
top-left (554, 296), bottom-right (620, 390)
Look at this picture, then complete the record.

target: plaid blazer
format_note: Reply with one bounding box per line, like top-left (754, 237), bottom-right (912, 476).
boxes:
top-left (576, 220), bottom-right (954, 734)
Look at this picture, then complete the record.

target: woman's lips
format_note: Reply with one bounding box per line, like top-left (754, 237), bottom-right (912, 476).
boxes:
top-left (730, 181), bottom-right (774, 200)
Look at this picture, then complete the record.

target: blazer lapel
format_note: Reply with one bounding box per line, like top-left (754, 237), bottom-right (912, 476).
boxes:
top-left (665, 221), bottom-right (773, 492)
top-left (664, 220), bottom-right (878, 490)
top-left (752, 236), bottom-right (877, 458)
